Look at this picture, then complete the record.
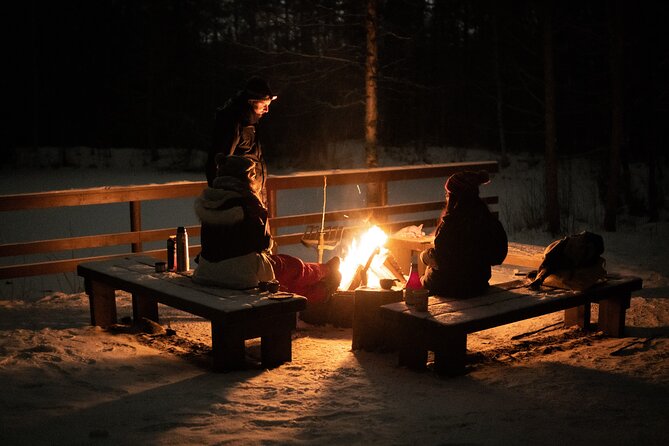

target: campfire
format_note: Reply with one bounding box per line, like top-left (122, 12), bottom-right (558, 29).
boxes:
top-left (338, 226), bottom-right (406, 290)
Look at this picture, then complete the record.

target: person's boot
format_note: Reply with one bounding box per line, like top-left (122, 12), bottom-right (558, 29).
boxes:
top-left (300, 256), bottom-right (341, 326)
top-left (323, 256), bottom-right (342, 295)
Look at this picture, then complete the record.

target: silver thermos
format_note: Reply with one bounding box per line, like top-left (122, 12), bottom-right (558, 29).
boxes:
top-left (176, 226), bottom-right (189, 272)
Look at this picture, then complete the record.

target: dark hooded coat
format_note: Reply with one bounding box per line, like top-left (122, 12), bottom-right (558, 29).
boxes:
top-left (421, 198), bottom-right (508, 297)
top-left (192, 175), bottom-right (275, 289)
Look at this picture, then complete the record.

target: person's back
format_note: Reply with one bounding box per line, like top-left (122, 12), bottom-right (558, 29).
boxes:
top-left (194, 155), bottom-right (275, 289)
top-left (421, 171), bottom-right (507, 297)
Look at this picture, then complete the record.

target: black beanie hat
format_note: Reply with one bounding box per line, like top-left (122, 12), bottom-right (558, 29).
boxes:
top-left (215, 154), bottom-right (255, 180)
top-left (244, 77), bottom-right (277, 101)
top-left (444, 170), bottom-right (490, 197)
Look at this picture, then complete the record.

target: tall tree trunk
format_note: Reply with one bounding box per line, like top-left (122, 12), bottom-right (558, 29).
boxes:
top-left (604, 0), bottom-right (624, 231)
top-left (543, 0), bottom-right (560, 234)
top-left (492, 5), bottom-right (509, 168)
top-left (365, 0), bottom-right (382, 206)
top-left (30, 0), bottom-right (39, 150)
top-left (146, 4), bottom-right (157, 160)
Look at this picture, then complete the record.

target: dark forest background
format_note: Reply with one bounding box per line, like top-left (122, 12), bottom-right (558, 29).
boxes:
top-left (7, 1), bottom-right (669, 169)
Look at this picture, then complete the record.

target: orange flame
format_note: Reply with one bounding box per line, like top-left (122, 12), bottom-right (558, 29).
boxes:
top-left (338, 226), bottom-right (391, 290)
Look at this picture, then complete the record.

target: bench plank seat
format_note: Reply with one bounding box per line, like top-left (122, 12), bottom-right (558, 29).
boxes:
top-left (77, 256), bottom-right (307, 371)
top-left (380, 274), bottom-right (642, 375)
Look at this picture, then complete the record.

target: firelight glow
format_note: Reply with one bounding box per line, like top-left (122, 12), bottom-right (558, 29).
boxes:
top-left (338, 225), bottom-right (389, 290)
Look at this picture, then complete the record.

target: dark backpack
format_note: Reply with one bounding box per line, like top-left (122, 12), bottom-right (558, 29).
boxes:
top-left (529, 231), bottom-right (605, 290)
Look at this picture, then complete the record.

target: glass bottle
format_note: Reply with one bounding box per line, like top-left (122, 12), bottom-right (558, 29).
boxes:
top-left (404, 252), bottom-right (422, 305)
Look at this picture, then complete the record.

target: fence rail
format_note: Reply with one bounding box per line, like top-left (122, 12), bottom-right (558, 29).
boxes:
top-left (0, 161), bottom-right (498, 279)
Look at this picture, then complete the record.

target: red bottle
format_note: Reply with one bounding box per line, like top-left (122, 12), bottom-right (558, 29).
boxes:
top-left (404, 252), bottom-right (423, 305)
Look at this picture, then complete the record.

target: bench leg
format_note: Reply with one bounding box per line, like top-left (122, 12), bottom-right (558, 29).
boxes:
top-left (598, 294), bottom-right (630, 337)
top-left (564, 304), bottom-right (591, 329)
top-left (397, 323), bottom-right (427, 370)
top-left (261, 313), bottom-right (297, 368)
top-left (211, 322), bottom-right (246, 372)
top-left (85, 279), bottom-right (117, 327)
top-left (132, 293), bottom-right (159, 324)
top-left (433, 332), bottom-right (467, 376)
top-left (399, 343), bottom-right (428, 370)
top-left (261, 331), bottom-right (292, 368)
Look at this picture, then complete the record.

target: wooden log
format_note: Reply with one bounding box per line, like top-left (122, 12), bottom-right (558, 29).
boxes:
top-left (347, 247), bottom-right (379, 290)
top-left (382, 251), bottom-right (406, 284)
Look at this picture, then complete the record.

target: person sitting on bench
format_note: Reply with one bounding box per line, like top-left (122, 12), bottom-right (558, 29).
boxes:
top-left (193, 154), bottom-right (341, 306)
top-left (420, 170), bottom-right (508, 297)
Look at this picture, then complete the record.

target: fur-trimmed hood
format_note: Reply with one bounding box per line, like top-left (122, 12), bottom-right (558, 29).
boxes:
top-left (194, 187), bottom-right (244, 226)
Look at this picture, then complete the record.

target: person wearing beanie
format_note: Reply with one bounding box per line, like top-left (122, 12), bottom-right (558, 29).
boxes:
top-left (206, 76), bottom-right (278, 204)
top-left (194, 155), bottom-right (341, 323)
top-left (419, 170), bottom-right (508, 297)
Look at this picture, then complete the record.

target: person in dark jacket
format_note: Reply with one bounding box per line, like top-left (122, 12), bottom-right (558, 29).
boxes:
top-left (194, 155), bottom-right (341, 310)
top-left (420, 170), bottom-right (508, 297)
top-left (206, 77), bottom-right (277, 203)
top-left (194, 154), bottom-right (275, 289)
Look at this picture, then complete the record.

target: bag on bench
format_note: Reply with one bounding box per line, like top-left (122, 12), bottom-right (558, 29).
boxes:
top-left (529, 231), bottom-right (607, 291)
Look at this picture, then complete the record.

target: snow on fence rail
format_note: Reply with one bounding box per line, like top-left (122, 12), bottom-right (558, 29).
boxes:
top-left (0, 161), bottom-right (498, 279)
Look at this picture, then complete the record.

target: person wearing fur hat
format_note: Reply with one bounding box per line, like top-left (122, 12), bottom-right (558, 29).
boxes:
top-left (206, 77), bottom-right (278, 204)
top-left (194, 155), bottom-right (341, 320)
top-left (420, 170), bottom-right (508, 297)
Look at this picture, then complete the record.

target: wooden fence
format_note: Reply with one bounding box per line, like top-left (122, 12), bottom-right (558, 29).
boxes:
top-left (0, 161), bottom-right (498, 279)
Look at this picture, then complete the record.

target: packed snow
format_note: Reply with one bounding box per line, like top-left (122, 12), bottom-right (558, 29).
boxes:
top-left (1, 143), bottom-right (667, 445)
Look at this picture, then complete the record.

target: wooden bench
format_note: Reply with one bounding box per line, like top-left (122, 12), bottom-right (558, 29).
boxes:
top-left (77, 255), bottom-right (307, 371)
top-left (379, 274), bottom-right (643, 375)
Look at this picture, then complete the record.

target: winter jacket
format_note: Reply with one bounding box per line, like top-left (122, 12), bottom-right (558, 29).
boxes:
top-left (206, 92), bottom-right (267, 198)
top-left (421, 199), bottom-right (508, 297)
top-left (192, 176), bottom-right (274, 289)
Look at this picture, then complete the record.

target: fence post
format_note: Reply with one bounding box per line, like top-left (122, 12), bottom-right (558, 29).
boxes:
top-left (267, 188), bottom-right (278, 254)
top-left (366, 181), bottom-right (388, 222)
top-left (130, 201), bottom-right (142, 252)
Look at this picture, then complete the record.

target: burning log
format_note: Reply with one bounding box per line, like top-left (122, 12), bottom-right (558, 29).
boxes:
top-left (382, 251), bottom-right (406, 285)
top-left (347, 247), bottom-right (379, 290)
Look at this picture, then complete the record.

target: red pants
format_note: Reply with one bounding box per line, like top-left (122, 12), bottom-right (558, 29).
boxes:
top-left (269, 254), bottom-right (329, 303)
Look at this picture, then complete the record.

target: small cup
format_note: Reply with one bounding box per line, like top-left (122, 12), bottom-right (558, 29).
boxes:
top-left (155, 261), bottom-right (167, 273)
top-left (266, 280), bottom-right (280, 293)
top-left (414, 290), bottom-right (429, 312)
top-left (258, 281), bottom-right (269, 292)
top-left (379, 278), bottom-right (397, 290)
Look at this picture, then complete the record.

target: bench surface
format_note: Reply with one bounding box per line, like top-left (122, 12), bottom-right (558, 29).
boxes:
top-left (381, 274), bottom-right (642, 334)
top-left (77, 256), bottom-right (306, 324)
top-left (380, 274), bottom-right (642, 375)
top-left (77, 255), bottom-right (307, 371)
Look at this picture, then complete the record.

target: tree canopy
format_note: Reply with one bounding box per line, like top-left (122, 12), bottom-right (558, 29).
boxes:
top-left (8, 1), bottom-right (669, 167)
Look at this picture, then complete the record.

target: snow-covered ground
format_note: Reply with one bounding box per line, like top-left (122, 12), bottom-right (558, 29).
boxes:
top-left (1, 143), bottom-right (668, 445)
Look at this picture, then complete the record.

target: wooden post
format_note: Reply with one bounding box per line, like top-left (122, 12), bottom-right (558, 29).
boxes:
top-left (132, 293), bottom-right (159, 324)
top-left (86, 279), bottom-right (117, 327)
top-left (433, 332), bottom-right (468, 376)
top-left (211, 321), bottom-right (246, 372)
top-left (260, 313), bottom-right (296, 367)
top-left (598, 295), bottom-right (630, 337)
top-left (564, 304), bottom-right (591, 329)
top-left (397, 321), bottom-right (428, 370)
top-left (267, 188), bottom-right (278, 254)
top-left (129, 200), bottom-right (142, 252)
